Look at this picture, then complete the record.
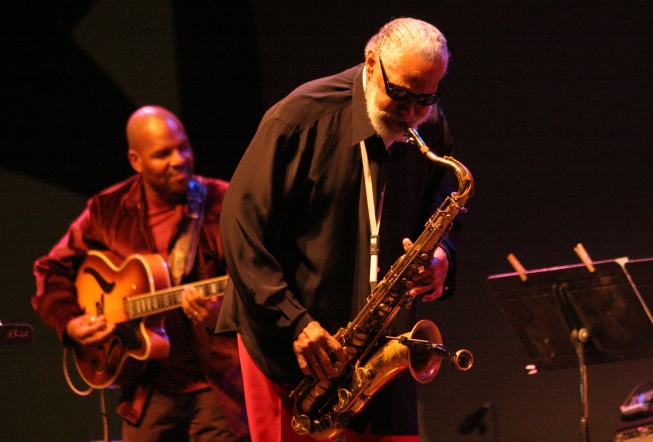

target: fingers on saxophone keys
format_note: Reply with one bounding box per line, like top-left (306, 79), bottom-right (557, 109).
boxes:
top-left (319, 357), bottom-right (340, 379)
top-left (308, 355), bottom-right (330, 381)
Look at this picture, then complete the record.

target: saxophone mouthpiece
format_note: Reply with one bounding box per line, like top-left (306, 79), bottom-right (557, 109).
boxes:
top-left (401, 124), bottom-right (431, 155)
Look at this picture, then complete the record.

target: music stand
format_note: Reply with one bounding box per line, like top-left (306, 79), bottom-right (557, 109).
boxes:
top-left (487, 258), bottom-right (653, 442)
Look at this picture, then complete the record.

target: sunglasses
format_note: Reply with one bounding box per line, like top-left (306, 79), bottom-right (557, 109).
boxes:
top-left (379, 57), bottom-right (441, 106)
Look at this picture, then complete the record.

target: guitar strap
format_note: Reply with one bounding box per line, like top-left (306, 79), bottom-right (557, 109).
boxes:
top-left (167, 176), bottom-right (207, 286)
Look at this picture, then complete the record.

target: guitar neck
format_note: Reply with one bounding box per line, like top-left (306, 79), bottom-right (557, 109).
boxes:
top-left (124, 276), bottom-right (228, 320)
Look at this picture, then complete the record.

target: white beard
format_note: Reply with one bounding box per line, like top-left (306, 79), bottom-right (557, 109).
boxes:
top-left (365, 78), bottom-right (432, 148)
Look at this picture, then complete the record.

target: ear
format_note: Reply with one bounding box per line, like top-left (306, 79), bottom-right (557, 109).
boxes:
top-left (365, 50), bottom-right (376, 78)
top-left (128, 149), bottom-right (142, 173)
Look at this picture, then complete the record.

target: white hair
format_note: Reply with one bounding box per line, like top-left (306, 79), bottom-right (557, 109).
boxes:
top-left (365, 17), bottom-right (450, 70)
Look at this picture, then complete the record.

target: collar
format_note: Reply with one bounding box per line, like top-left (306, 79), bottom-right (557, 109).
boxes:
top-left (121, 174), bottom-right (193, 217)
top-left (122, 174), bottom-right (146, 212)
top-left (350, 64), bottom-right (378, 147)
top-left (121, 173), bottom-right (201, 210)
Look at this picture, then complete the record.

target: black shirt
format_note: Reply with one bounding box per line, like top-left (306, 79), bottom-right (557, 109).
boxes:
top-left (216, 63), bottom-right (460, 434)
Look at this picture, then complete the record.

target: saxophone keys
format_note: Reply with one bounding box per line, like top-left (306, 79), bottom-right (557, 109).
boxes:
top-left (291, 414), bottom-right (311, 435)
top-left (343, 345), bottom-right (359, 358)
top-left (333, 388), bottom-right (352, 411)
top-left (315, 414), bottom-right (334, 433)
top-left (311, 380), bottom-right (332, 398)
top-left (350, 333), bottom-right (367, 347)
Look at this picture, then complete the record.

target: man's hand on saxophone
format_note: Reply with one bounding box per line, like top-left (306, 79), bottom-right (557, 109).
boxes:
top-left (402, 239), bottom-right (450, 302)
top-left (293, 320), bottom-right (350, 381)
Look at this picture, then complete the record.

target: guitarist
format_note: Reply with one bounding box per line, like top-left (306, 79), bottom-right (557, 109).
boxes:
top-left (32, 106), bottom-right (249, 442)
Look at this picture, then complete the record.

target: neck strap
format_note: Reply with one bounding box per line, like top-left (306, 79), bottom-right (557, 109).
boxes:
top-left (168, 176), bottom-right (207, 285)
top-left (360, 141), bottom-right (385, 289)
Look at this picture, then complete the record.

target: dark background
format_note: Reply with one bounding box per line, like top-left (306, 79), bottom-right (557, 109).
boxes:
top-left (1, 1), bottom-right (652, 441)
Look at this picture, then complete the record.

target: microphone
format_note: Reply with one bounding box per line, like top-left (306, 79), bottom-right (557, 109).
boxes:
top-left (458, 402), bottom-right (491, 435)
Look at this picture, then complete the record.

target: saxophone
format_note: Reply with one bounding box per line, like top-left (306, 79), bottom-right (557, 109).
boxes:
top-left (289, 124), bottom-right (474, 440)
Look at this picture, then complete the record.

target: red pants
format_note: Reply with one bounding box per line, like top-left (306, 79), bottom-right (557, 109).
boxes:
top-left (237, 334), bottom-right (420, 442)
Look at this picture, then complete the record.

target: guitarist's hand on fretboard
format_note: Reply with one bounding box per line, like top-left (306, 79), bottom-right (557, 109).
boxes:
top-left (65, 314), bottom-right (116, 346)
top-left (181, 286), bottom-right (222, 328)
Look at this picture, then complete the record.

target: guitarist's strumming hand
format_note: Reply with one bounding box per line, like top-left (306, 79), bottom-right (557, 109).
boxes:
top-left (181, 286), bottom-right (221, 328)
top-left (65, 314), bottom-right (116, 346)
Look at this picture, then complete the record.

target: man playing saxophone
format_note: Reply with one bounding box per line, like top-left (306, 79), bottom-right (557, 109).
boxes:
top-left (217, 17), bottom-right (463, 442)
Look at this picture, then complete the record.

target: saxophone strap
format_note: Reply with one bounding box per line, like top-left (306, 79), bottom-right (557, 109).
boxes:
top-left (168, 176), bottom-right (207, 286)
top-left (360, 141), bottom-right (385, 290)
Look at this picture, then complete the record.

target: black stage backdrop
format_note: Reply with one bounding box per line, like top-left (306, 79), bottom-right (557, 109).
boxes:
top-left (1, 1), bottom-right (652, 441)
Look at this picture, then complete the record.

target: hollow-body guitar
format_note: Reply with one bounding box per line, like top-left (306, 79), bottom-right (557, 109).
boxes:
top-left (72, 250), bottom-right (227, 388)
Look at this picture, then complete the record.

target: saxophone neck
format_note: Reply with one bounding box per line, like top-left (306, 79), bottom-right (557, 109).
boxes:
top-left (402, 124), bottom-right (474, 203)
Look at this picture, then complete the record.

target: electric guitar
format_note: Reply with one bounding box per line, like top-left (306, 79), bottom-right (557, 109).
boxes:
top-left (72, 250), bottom-right (228, 389)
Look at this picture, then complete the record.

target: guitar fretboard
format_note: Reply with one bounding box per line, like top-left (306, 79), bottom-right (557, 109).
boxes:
top-left (123, 277), bottom-right (228, 319)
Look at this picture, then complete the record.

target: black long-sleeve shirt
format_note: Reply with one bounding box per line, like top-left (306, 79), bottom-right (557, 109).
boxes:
top-left (216, 64), bottom-right (461, 434)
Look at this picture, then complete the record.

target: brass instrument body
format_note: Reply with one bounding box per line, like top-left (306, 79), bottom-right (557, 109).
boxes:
top-left (289, 125), bottom-right (474, 440)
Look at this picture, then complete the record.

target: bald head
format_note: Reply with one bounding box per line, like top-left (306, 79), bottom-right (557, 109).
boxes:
top-left (126, 106), bottom-right (187, 153)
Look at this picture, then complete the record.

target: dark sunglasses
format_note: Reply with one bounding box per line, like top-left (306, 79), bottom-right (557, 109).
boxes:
top-left (379, 57), bottom-right (441, 106)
